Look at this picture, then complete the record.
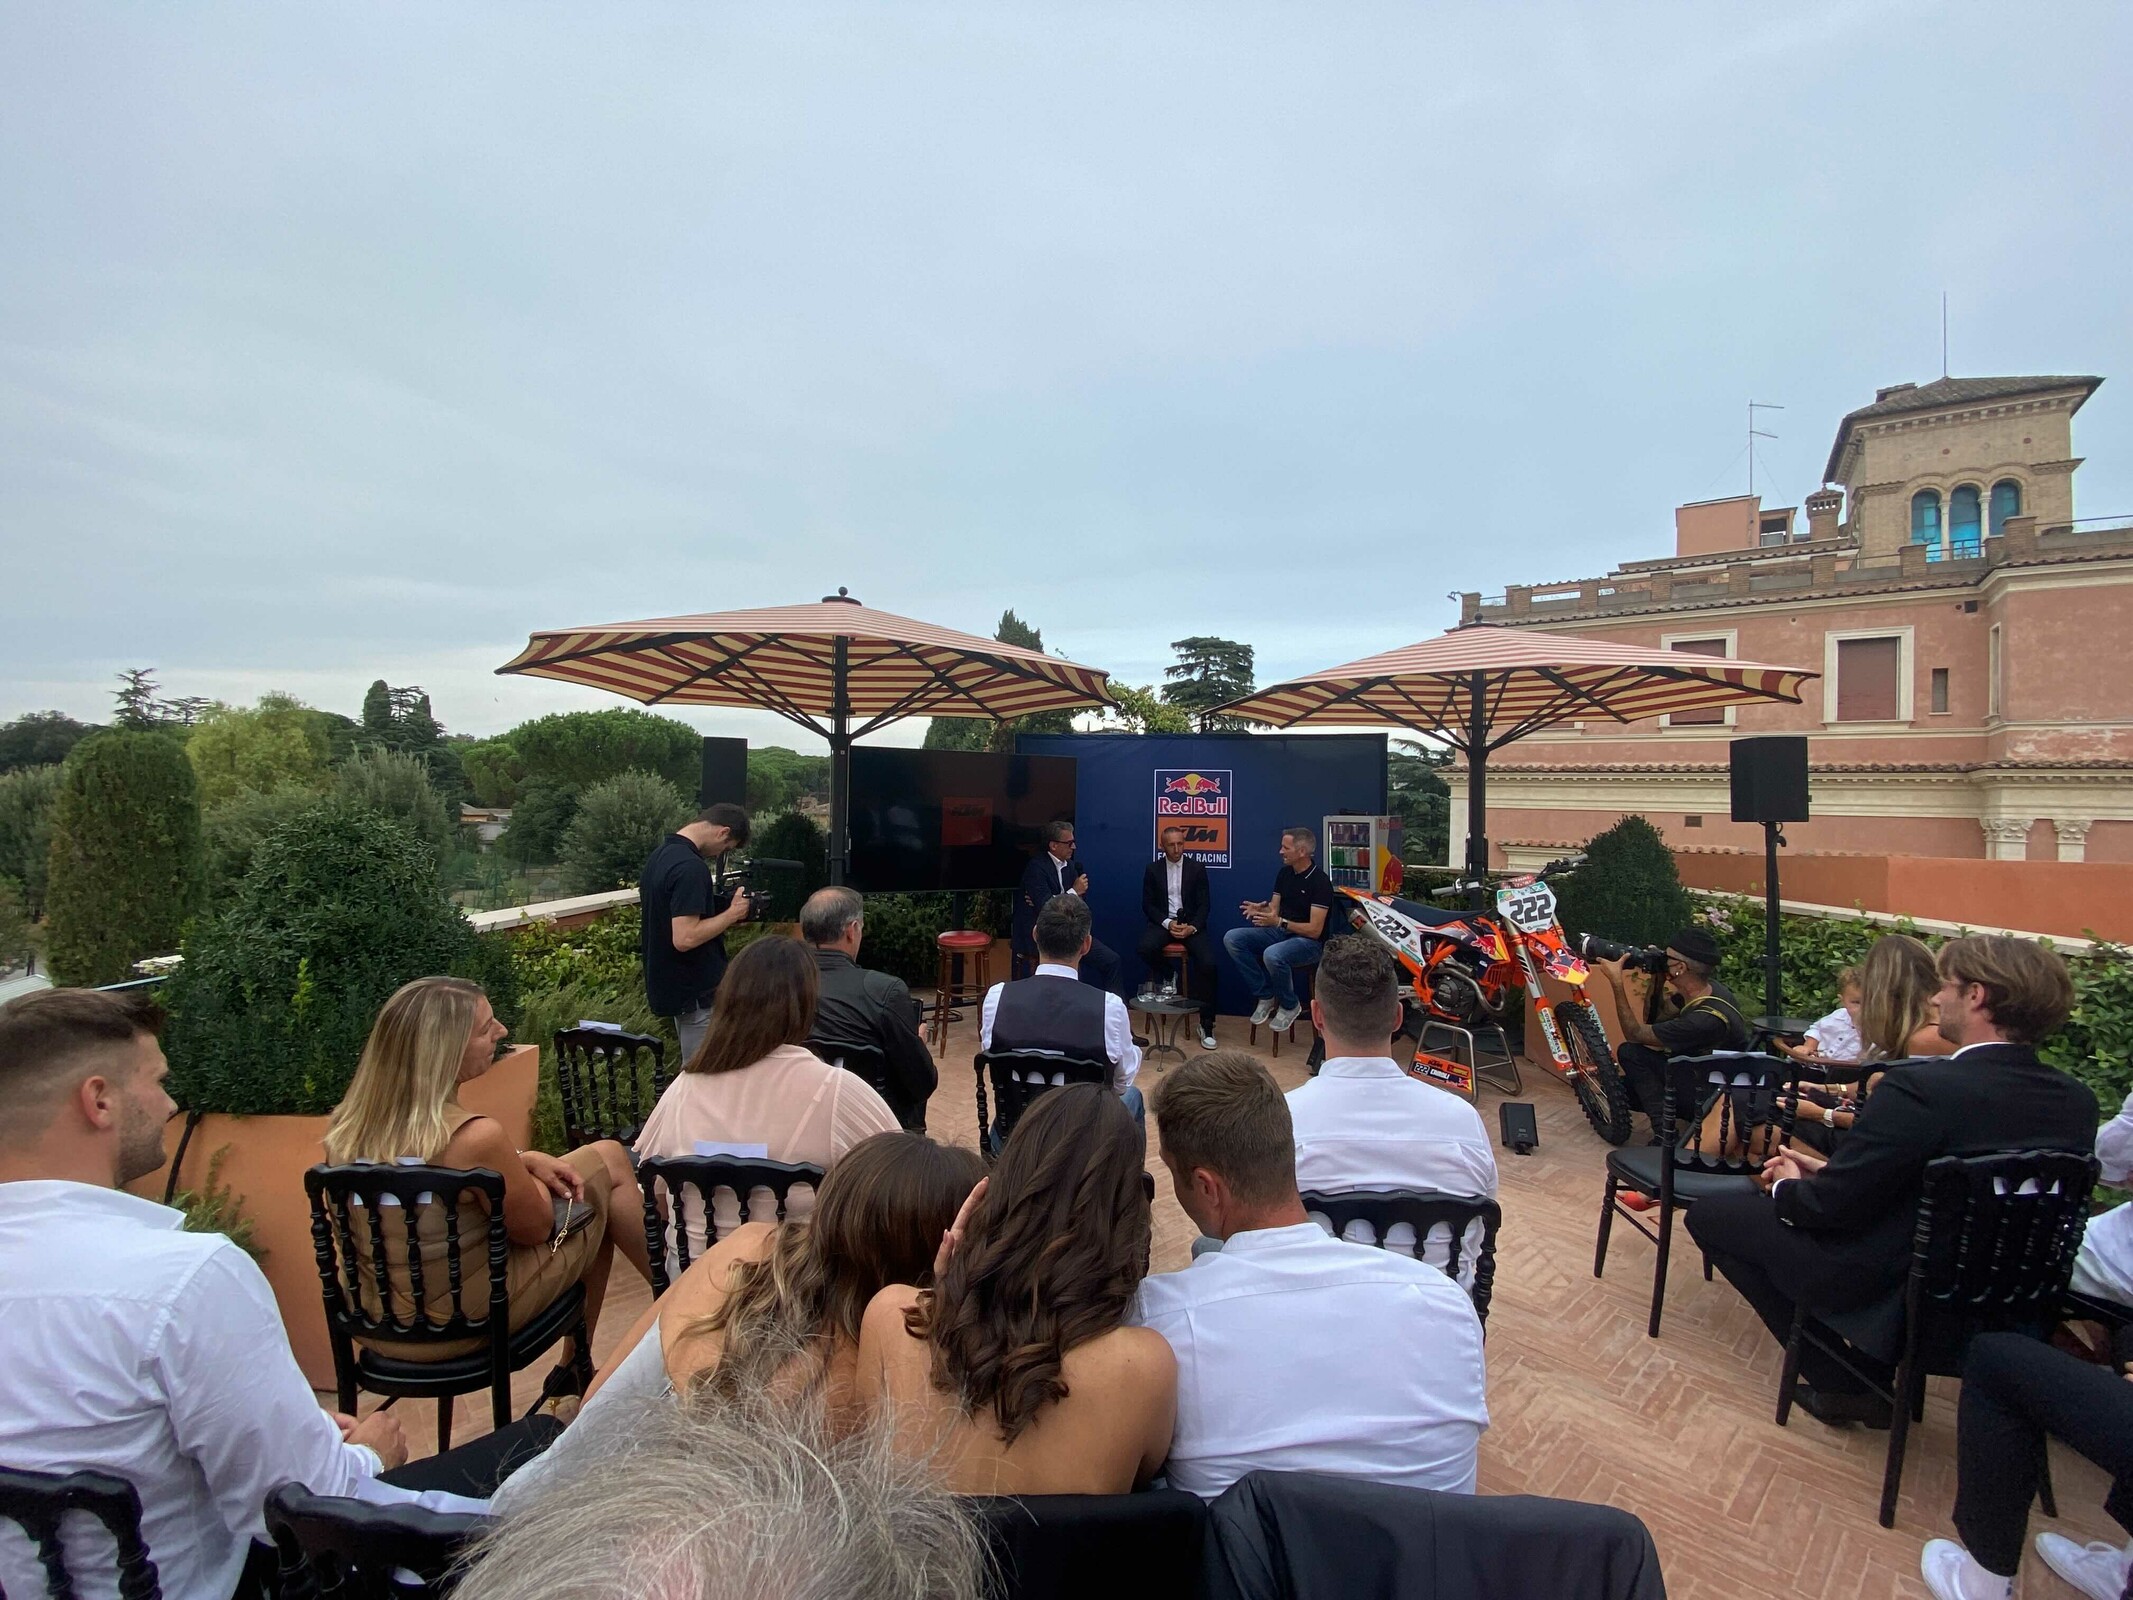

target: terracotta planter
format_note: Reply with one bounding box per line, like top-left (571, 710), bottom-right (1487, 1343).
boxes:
top-left (127, 1044), bottom-right (541, 1389)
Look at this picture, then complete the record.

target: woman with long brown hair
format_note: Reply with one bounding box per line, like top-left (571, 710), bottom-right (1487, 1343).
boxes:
top-left (857, 1084), bottom-right (1177, 1494)
top-left (322, 977), bottom-right (654, 1381)
top-left (490, 1131), bottom-right (984, 1513)
top-left (634, 935), bottom-right (900, 1256)
top-left (1788, 933), bottom-right (1957, 1150)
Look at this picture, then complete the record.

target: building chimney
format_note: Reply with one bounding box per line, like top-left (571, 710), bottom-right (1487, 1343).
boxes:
top-left (1805, 486), bottom-right (1843, 543)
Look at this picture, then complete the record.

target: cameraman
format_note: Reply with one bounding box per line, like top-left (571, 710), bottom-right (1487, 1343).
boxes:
top-left (639, 802), bottom-right (753, 1067)
top-left (1588, 926), bottom-right (1748, 1143)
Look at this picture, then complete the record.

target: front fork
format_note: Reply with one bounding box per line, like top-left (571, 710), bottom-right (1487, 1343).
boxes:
top-left (1513, 935), bottom-right (1576, 1079)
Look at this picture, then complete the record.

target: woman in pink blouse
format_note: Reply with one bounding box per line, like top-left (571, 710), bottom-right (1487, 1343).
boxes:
top-left (635, 935), bottom-right (899, 1257)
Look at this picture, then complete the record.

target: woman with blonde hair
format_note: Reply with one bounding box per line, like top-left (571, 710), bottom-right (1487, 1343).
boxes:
top-left (634, 936), bottom-right (900, 1258)
top-left (323, 977), bottom-right (654, 1386)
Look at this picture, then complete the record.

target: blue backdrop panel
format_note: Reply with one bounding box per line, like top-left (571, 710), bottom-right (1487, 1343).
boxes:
top-left (1015, 732), bottom-right (1388, 1016)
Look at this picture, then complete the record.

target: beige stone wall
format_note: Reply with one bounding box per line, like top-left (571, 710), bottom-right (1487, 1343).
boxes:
top-left (1839, 394), bottom-right (2081, 556)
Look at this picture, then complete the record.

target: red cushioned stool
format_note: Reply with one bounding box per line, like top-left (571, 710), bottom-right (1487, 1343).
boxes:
top-left (929, 930), bottom-right (994, 1053)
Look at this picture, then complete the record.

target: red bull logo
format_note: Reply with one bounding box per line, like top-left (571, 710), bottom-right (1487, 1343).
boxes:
top-left (1154, 768), bottom-right (1232, 867)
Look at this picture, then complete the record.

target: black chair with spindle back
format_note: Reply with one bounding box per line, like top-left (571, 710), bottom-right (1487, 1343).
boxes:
top-left (305, 1164), bottom-right (592, 1454)
top-left (973, 1049), bottom-right (1113, 1159)
top-left (636, 1155), bottom-right (827, 1295)
top-left (1593, 1050), bottom-right (1798, 1338)
top-left (811, 1036), bottom-right (925, 1132)
top-left (0, 1466), bottom-right (161, 1600)
top-left (266, 1483), bottom-right (490, 1600)
top-left (1299, 1190), bottom-right (1503, 1327)
top-left (551, 1027), bottom-right (671, 1149)
top-left (1776, 1148), bottom-right (2100, 1528)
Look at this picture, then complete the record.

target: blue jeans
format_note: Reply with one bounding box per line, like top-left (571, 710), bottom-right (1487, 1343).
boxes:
top-left (1223, 926), bottom-right (1321, 1009)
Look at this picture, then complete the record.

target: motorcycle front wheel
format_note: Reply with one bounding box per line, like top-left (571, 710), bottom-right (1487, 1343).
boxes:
top-left (1555, 999), bottom-right (1631, 1146)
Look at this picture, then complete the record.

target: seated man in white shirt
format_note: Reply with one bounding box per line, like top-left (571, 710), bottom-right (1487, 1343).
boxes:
top-left (0, 988), bottom-right (546, 1600)
top-left (1135, 1052), bottom-right (1488, 1500)
top-left (980, 894), bottom-right (1143, 1142)
top-left (1287, 936), bottom-right (1498, 1287)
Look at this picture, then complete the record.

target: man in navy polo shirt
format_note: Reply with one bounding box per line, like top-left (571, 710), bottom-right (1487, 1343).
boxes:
top-left (1223, 826), bottom-right (1337, 1034)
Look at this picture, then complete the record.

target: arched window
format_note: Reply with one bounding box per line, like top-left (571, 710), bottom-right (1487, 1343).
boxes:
top-left (1990, 479), bottom-right (2022, 537)
top-left (1911, 489), bottom-right (1943, 559)
top-left (1949, 484), bottom-right (1982, 557)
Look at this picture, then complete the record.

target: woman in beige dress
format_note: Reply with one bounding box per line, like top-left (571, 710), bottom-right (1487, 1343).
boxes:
top-left (857, 1084), bottom-right (1177, 1495)
top-left (321, 977), bottom-right (654, 1385)
top-left (634, 935), bottom-right (900, 1257)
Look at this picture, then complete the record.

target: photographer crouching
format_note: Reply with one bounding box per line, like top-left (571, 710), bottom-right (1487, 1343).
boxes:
top-left (1585, 926), bottom-right (1749, 1145)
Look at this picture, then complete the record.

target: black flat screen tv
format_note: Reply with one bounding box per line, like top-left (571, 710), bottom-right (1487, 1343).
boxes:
top-left (847, 748), bottom-right (1077, 893)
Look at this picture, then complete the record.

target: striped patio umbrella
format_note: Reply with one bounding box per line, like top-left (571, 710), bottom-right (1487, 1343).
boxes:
top-left (498, 589), bottom-right (1115, 883)
top-left (1218, 625), bottom-right (1815, 885)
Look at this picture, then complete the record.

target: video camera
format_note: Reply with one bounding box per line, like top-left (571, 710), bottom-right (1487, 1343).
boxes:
top-left (1572, 933), bottom-right (1669, 976)
top-left (715, 856), bottom-right (807, 924)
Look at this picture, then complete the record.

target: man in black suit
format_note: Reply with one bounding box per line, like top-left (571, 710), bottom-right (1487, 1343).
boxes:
top-left (1138, 825), bottom-right (1218, 1050)
top-left (1687, 935), bottom-right (2097, 1427)
top-left (797, 886), bottom-right (937, 1132)
top-left (1013, 819), bottom-right (1121, 992)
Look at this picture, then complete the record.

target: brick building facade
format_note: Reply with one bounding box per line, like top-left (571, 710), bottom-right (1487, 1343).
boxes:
top-left (1453, 374), bottom-right (2133, 866)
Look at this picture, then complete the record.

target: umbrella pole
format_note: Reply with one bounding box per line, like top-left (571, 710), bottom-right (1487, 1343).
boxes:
top-left (828, 635), bottom-right (852, 887)
top-left (1463, 675), bottom-right (1490, 903)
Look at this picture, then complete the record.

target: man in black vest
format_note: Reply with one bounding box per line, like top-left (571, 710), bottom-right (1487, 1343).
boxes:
top-left (1138, 825), bottom-right (1218, 1049)
top-left (1688, 935), bottom-right (2097, 1427)
top-left (1013, 820), bottom-right (1122, 992)
top-left (982, 894), bottom-right (1143, 1145)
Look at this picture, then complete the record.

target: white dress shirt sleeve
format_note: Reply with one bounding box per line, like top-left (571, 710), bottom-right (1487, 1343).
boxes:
top-left (154, 1244), bottom-right (381, 1543)
top-left (1103, 993), bottom-right (1142, 1091)
top-left (2097, 1088), bottom-right (2133, 1187)
top-left (980, 982), bottom-right (1003, 1052)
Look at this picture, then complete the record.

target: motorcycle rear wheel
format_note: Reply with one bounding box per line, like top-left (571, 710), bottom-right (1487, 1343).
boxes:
top-left (1555, 999), bottom-right (1631, 1146)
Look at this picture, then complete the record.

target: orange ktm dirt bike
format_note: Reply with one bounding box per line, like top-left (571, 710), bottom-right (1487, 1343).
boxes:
top-left (1335, 858), bottom-right (1633, 1146)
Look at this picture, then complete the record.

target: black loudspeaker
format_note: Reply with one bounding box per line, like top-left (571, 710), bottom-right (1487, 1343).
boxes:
top-left (1729, 736), bottom-right (1809, 824)
top-left (1498, 1102), bottom-right (1538, 1156)
top-left (699, 737), bottom-right (747, 810)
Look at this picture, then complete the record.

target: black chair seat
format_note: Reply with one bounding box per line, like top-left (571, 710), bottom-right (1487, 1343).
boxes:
top-left (354, 1282), bottom-right (587, 1393)
top-left (968, 1489), bottom-right (1206, 1600)
top-left (1604, 1146), bottom-right (1761, 1203)
top-left (267, 1481), bottom-right (491, 1599)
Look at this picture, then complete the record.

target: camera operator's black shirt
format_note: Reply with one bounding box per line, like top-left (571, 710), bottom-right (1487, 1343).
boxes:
top-left (1271, 863), bottom-right (1338, 938)
top-left (1651, 978), bottom-right (1750, 1055)
top-left (640, 833), bottom-right (732, 1016)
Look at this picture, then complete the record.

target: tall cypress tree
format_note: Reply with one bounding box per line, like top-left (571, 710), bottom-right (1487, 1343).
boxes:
top-left (45, 731), bottom-right (204, 985)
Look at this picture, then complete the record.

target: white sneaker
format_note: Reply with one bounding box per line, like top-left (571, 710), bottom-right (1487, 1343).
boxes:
top-left (1200, 1029), bottom-right (1219, 1050)
top-left (1249, 997), bottom-right (1277, 1026)
top-left (1270, 1003), bottom-right (1302, 1033)
top-left (1920, 1540), bottom-right (2013, 1600)
top-left (2036, 1533), bottom-right (2133, 1600)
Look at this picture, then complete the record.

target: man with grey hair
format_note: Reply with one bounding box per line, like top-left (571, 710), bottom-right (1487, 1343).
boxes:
top-left (798, 886), bottom-right (936, 1130)
top-left (455, 1394), bottom-right (986, 1600)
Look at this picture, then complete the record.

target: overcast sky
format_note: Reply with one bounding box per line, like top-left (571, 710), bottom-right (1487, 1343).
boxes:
top-left (4, 3), bottom-right (2129, 750)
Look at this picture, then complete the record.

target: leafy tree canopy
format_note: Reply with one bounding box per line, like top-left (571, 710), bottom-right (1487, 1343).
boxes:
top-left (1097, 683), bottom-right (1192, 735)
top-left (0, 711), bottom-right (98, 774)
top-left (746, 746), bottom-right (828, 815)
top-left (185, 693), bottom-right (333, 809)
top-left (460, 738), bottom-right (527, 807)
top-left (0, 765), bottom-right (63, 917)
top-left (1551, 814), bottom-right (1695, 950)
top-left (508, 708), bottom-right (699, 794)
top-left (1161, 636), bottom-right (1258, 731)
top-left (45, 730), bottom-right (204, 984)
top-left (333, 748), bottom-right (458, 868)
top-left (1387, 738), bottom-right (1453, 867)
top-left (559, 770), bottom-right (692, 894)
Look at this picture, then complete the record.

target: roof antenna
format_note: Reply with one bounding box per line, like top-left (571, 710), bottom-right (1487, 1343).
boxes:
top-left (1942, 291), bottom-right (1949, 378)
top-left (1748, 401), bottom-right (1782, 499)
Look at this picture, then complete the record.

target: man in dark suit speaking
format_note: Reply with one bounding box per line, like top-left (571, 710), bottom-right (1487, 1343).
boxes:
top-left (1138, 826), bottom-right (1218, 1050)
top-left (1013, 819), bottom-right (1121, 992)
top-left (1687, 935), bottom-right (2097, 1427)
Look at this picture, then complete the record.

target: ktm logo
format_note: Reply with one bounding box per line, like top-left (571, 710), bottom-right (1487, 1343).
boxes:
top-left (1162, 772), bottom-right (1223, 796)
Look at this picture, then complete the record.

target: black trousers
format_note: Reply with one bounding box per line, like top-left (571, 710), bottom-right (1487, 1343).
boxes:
top-left (1617, 1042), bottom-right (1705, 1131)
top-left (1684, 1189), bottom-right (1895, 1395)
top-left (378, 1414), bottom-right (565, 1497)
top-left (1079, 938), bottom-right (1122, 995)
top-left (1955, 1332), bottom-right (2133, 1578)
top-left (1136, 925), bottom-right (1219, 1027)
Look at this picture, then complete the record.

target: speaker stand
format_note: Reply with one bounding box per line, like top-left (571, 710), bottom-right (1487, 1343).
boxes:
top-left (1760, 821), bottom-right (1785, 1022)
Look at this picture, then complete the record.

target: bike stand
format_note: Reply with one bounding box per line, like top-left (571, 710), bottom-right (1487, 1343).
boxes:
top-left (1418, 1019), bottom-right (1523, 1098)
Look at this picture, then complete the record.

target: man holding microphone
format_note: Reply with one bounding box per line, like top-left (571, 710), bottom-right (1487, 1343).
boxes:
top-left (639, 801), bottom-right (753, 1066)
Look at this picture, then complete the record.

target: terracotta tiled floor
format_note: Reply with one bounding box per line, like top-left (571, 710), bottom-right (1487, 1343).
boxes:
top-left (389, 1009), bottom-right (2121, 1598)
